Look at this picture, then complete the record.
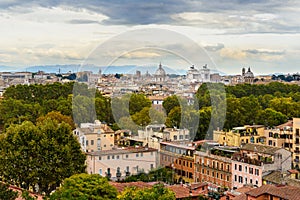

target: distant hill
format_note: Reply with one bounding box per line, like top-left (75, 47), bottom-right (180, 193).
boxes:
top-left (0, 64), bottom-right (226, 76)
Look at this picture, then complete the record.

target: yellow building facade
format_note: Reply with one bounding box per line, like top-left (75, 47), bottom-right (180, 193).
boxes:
top-left (213, 125), bottom-right (266, 147)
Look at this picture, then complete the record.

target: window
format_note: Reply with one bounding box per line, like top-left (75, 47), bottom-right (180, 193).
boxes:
top-left (116, 155), bottom-right (120, 159)
top-left (104, 135), bottom-right (106, 137)
top-left (221, 163), bottom-right (223, 170)
top-left (216, 173), bottom-right (219, 178)
top-left (269, 132), bottom-right (273, 137)
top-left (239, 165), bottom-right (242, 172)
top-left (227, 165), bottom-right (230, 171)
top-left (136, 153), bottom-right (139, 157)
top-left (202, 169), bottom-right (204, 173)
top-left (126, 166), bottom-right (129, 172)
top-left (91, 140), bottom-right (94, 145)
top-left (86, 140), bottom-right (88, 146)
top-left (212, 172), bottom-right (215, 177)
top-left (190, 162), bottom-right (193, 168)
top-left (238, 176), bottom-right (243, 183)
top-left (173, 135), bottom-right (177, 140)
top-left (99, 169), bottom-right (102, 175)
top-left (104, 144), bottom-right (106, 147)
top-left (245, 177), bottom-right (247, 184)
top-left (234, 164), bottom-right (237, 170)
top-left (99, 156), bottom-right (101, 160)
top-left (150, 164), bottom-right (154, 169)
top-left (112, 155), bottom-right (115, 159)
top-left (255, 180), bottom-right (258, 185)
top-left (255, 169), bottom-right (259, 176)
top-left (220, 174), bottom-right (223, 180)
top-left (227, 176), bottom-right (229, 181)
top-left (245, 166), bottom-right (247, 173)
top-left (141, 152), bottom-right (143, 157)
top-left (207, 170), bottom-right (209, 176)
top-left (126, 154), bottom-right (129, 158)
top-left (179, 135), bottom-right (183, 139)
top-left (110, 134), bottom-right (113, 137)
top-left (269, 140), bottom-right (273, 146)
top-left (249, 167), bottom-right (253, 174)
top-left (234, 175), bottom-right (237, 182)
top-left (107, 155), bottom-right (110, 160)
top-left (250, 179), bottom-right (253, 184)
top-left (151, 152), bottom-right (153, 156)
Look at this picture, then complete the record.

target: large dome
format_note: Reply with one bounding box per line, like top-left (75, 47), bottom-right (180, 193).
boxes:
top-left (155, 63), bottom-right (166, 76)
top-left (244, 67), bottom-right (254, 78)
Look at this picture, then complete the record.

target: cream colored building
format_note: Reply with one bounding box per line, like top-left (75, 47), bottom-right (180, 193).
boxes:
top-left (213, 125), bottom-right (266, 147)
top-left (129, 124), bottom-right (190, 149)
top-left (74, 120), bottom-right (115, 152)
top-left (264, 120), bottom-right (293, 151)
top-left (86, 147), bottom-right (158, 181)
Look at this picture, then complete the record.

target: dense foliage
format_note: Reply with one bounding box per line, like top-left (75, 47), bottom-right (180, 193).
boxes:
top-left (117, 183), bottom-right (176, 200)
top-left (163, 82), bottom-right (300, 140)
top-left (123, 167), bottom-right (174, 184)
top-left (0, 183), bottom-right (18, 200)
top-left (0, 119), bottom-right (86, 195)
top-left (0, 82), bottom-right (113, 129)
top-left (50, 174), bottom-right (118, 200)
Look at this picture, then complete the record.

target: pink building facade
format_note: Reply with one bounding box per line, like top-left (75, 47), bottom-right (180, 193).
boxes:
top-left (232, 160), bottom-right (263, 189)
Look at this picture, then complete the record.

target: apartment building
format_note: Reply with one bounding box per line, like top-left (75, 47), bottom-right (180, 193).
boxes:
top-left (194, 146), bottom-right (235, 189)
top-left (159, 141), bottom-right (196, 184)
top-left (240, 143), bottom-right (292, 174)
top-left (213, 125), bottom-right (266, 147)
top-left (231, 155), bottom-right (263, 189)
top-left (130, 124), bottom-right (190, 149)
top-left (74, 120), bottom-right (115, 152)
top-left (293, 118), bottom-right (300, 169)
top-left (264, 120), bottom-right (293, 150)
top-left (86, 146), bottom-right (158, 181)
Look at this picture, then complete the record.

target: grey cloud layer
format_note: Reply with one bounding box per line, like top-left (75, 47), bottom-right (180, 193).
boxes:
top-left (1, 0), bottom-right (300, 34)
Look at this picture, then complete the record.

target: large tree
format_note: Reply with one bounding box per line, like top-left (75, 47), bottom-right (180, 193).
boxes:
top-left (0, 119), bottom-right (86, 196)
top-left (118, 183), bottom-right (175, 200)
top-left (50, 174), bottom-right (117, 200)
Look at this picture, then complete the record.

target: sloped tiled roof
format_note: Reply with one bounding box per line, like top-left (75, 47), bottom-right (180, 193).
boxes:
top-left (241, 143), bottom-right (281, 155)
top-left (246, 184), bottom-right (300, 200)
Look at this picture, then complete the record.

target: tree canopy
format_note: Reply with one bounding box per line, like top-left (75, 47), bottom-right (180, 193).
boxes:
top-left (0, 119), bottom-right (86, 195)
top-left (50, 173), bottom-right (118, 200)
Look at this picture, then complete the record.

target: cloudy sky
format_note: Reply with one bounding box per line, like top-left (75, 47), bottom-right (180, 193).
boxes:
top-left (1, 0), bottom-right (300, 74)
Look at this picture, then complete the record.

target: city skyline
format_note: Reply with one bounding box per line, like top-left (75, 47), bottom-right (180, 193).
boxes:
top-left (1, 1), bottom-right (300, 74)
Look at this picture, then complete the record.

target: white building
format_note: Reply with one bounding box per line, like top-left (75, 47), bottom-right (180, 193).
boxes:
top-left (130, 124), bottom-right (190, 149)
top-left (186, 64), bottom-right (211, 83)
top-left (86, 147), bottom-right (158, 181)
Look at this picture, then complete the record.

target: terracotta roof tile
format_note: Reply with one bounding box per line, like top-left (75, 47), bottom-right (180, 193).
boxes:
top-left (246, 184), bottom-right (300, 200)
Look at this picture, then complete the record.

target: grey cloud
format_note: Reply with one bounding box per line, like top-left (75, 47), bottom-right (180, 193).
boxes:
top-left (204, 43), bottom-right (224, 52)
top-left (243, 49), bottom-right (285, 55)
top-left (1, 0), bottom-right (300, 34)
top-left (68, 19), bottom-right (100, 24)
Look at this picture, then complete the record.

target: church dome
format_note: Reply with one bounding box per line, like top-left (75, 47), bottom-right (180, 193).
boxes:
top-left (155, 63), bottom-right (166, 76)
top-left (244, 67), bottom-right (254, 78)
